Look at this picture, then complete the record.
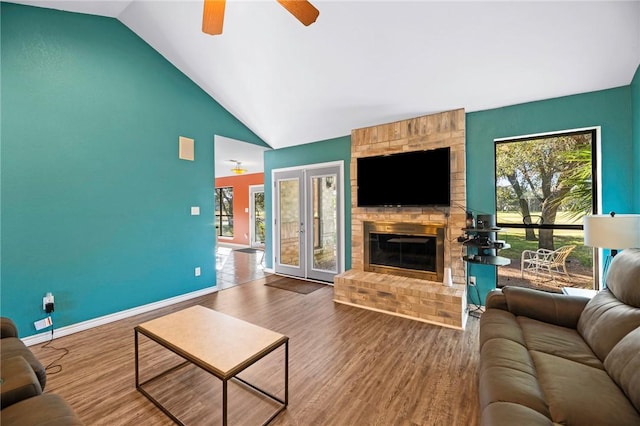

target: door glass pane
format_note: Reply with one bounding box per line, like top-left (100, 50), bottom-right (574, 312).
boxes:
top-left (279, 179), bottom-right (300, 267)
top-left (312, 175), bottom-right (337, 272)
top-left (215, 187), bottom-right (234, 237)
top-left (253, 191), bottom-right (265, 245)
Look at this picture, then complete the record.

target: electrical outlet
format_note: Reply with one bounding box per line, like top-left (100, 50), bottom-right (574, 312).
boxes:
top-left (469, 276), bottom-right (477, 286)
top-left (43, 293), bottom-right (55, 312)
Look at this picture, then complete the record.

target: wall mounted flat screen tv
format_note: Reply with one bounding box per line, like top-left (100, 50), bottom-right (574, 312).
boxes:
top-left (357, 147), bottom-right (450, 207)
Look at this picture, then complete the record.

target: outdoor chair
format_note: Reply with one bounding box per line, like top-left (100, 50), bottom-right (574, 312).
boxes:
top-left (520, 245), bottom-right (577, 280)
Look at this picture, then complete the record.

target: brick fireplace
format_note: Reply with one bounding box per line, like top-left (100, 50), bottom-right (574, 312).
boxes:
top-left (334, 109), bottom-right (468, 329)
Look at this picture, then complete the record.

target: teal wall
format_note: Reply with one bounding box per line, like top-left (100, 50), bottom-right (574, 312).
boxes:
top-left (466, 86), bottom-right (635, 302)
top-left (632, 65), bottom-right (640, 212)
top-left (263, 136), bottom-right (352, 271)
top-left (2, 4), bottom-right (637, 334)
top-left (0, 4), bottom-right (267, 336)
top-left (262, 85), bottom-right (636, 303)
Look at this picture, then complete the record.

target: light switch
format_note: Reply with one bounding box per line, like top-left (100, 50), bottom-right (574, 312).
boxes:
top-left (244, 207), bottom-right (249, 213)
top-left (194, 267), bottom-right (201, 277)
top-left (191, 206), bottom-right (200, 215)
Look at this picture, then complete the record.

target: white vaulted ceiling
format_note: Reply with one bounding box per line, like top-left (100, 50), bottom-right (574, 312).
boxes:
top-left (7, 0), bottom-right (640, 151)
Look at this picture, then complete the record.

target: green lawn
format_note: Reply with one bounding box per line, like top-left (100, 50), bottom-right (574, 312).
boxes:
top-left (496, 211), bottom-right (585, 225)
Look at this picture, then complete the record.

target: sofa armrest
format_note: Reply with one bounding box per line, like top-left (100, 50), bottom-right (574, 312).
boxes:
top-left (0, 356), bottom-right (43, 409)
top-left (1, 317), bottom-right (19, 339)
top-left (500, 286), bottom-right (590, 328)
top-left (485, 289), bottom-right (508, 310)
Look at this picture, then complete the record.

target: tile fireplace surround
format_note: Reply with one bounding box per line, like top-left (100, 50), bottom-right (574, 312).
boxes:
top-left (334, 109), bottom-right (468, 329)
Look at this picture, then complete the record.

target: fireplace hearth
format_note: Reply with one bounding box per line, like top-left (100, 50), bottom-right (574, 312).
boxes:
top-left (364, 221), bottom-right (444, 282)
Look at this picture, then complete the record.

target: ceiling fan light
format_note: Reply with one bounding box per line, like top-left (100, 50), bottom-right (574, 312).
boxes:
top-left (231, 161), bottom-right (247, 175)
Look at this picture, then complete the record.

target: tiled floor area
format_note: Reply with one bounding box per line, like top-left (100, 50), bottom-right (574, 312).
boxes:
top-left (215, 245), bottom-right (271, 289)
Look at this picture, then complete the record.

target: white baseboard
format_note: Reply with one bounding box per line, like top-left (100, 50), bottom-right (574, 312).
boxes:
top-left (22, 286), bottom-right (219, 346)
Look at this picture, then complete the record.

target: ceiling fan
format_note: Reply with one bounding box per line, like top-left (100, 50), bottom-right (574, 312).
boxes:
top-left (202, 0), bottom-right (319, 35)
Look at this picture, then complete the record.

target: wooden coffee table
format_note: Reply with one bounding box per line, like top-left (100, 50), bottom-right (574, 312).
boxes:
top-left (134, 305), bottom-right (288, 425)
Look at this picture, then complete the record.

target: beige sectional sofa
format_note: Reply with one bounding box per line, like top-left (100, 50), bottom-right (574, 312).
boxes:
top-left (479, 248), bottom-right (640, 425)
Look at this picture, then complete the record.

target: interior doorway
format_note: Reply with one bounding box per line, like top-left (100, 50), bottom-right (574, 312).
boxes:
top-left (273, 162), bottom-right (344, 282)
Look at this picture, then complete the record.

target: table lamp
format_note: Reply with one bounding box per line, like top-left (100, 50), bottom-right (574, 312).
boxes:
top-left (583, 212), bottom-right (640, 287)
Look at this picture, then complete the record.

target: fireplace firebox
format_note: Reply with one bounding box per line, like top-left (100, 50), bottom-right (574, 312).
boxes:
top-left (363, 221), bottom-right (444, 282)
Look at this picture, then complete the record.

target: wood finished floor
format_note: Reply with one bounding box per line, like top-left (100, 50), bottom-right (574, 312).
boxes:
top-left (31, 255), bottom-right (481, 426)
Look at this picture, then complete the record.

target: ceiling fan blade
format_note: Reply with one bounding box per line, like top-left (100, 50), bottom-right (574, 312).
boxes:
top-left (276, 0), bottom-right (319, 26)
top-left (202, 0), bottom-right (226, 35)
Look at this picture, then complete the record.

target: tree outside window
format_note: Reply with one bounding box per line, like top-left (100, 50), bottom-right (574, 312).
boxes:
top-left (254, 191), bottom-right (265, 243)
top-left (215, 187), bottom-right (234, 237)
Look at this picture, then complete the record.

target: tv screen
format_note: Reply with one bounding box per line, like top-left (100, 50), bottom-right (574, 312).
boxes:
top-left (357, 147), bottom-right (450, 207)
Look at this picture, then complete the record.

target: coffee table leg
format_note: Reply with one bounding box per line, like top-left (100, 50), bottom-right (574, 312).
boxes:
top-left (134, 330), bottom-right (139, 387)
top-left (222, 379), bottom-right (228, 426)
top-left (285, 340), bottom-right (289, 406)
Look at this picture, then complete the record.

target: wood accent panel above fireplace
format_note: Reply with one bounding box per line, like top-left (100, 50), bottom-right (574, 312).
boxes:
top-left (350, 108), bottom-right (466, 284)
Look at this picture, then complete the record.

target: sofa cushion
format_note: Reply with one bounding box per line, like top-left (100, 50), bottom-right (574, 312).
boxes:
top-left (481, 402), bottom-right (554, 426)
top-left (479, 338), bottom-right (550, 418)
top-left (0, 393), bottom-right (84, 426)
top-left (577, 290), bottom-right (640, 362)
top-left (606, 248), bottom-right (640, 308)
top-left (518, 317), bottom-right (603, 369)
top-left (0, 356), bottom-right (42, 409)
top-left (0, 338), bottom-right (46, 390)
top-left (604, 326), bottom-right (640, 413)
top-left (480, 337), bottom-right (537, 377)
top-left (479, 309), bottom-right (526, 350)
top-left (531, 350), bottom-right (640, 425)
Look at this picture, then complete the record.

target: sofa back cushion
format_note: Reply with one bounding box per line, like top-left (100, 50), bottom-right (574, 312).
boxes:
top-left (577, 249), bottom-right (640, 361)
top-left (578, 292), bottom-right (640, 361)
top-left (604, 326), bottom-right (640, 413)
top-left (606, 248), bottom-right (640, 308)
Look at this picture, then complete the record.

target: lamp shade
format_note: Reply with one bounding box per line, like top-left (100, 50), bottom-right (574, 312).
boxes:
top-left (583, 214), bottom-right (640, 249)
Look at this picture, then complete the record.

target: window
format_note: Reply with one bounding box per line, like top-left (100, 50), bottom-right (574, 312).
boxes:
top-left (215, 187), bottom-right (234, 237)
top-left (494, 129), bottom-right (598, 291)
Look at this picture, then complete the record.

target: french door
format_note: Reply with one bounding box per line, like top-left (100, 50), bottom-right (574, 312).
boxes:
top-left (273, 163), bottom-right (343, 282)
